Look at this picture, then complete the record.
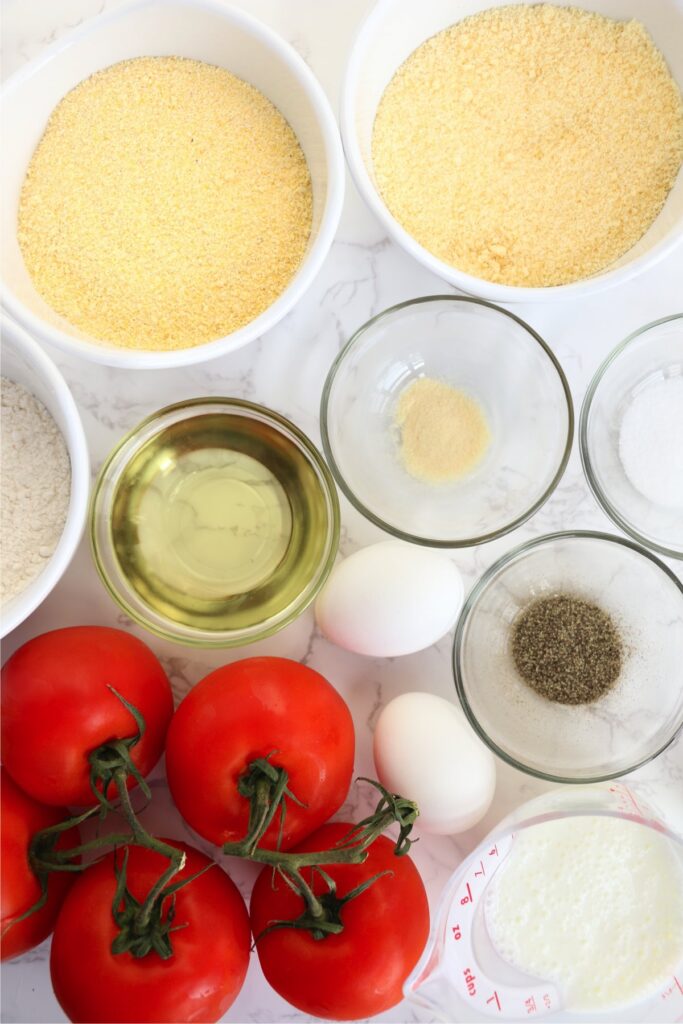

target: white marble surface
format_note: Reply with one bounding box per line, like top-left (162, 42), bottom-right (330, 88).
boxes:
top-left (2, 2), bottom-right (683, 1022)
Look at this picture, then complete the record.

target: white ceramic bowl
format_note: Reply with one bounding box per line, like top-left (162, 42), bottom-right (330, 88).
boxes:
top-left (0, 0), bottom-right (344, 369)
top-left (341, 0), bottom-right (683, 304)
top-left (1, 317), bottom-right (90, 637)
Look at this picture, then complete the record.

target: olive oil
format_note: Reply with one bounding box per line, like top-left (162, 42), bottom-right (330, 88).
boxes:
top-left (109, 410), bottom-right (334, 633)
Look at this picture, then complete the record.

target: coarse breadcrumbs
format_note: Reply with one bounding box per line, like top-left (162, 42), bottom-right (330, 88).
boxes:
top-left (18, 57), bottom-right (313, 351)
top-left (372, 5), bottom-right (683, 287)
top-left (394, 377), bottom-right (491, 483)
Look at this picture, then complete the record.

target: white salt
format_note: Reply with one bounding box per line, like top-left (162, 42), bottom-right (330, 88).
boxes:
top-left (618, 377), bottom-right (683, 509)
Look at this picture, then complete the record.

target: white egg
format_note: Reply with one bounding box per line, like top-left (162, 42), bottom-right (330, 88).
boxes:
top-left (315, 541), bottom-right (463, 658)
top-left (373, 692), bottom-right (496, 834)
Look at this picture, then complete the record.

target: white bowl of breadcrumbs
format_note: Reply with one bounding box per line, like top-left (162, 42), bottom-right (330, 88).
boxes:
top-left (1, 0), bottom-right (344, 368)
top-left (342, 0), bottom-right (683, 302)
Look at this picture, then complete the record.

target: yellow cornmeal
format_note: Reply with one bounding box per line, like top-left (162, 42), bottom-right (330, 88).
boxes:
top-left (18, 57), bottom-right (313, 351)
top-left (395, 378), bottom-right (491, 483)
top-left (372, 5), bottom-right (683, 287)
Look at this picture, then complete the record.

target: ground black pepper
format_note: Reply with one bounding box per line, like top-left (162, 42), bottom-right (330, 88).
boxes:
top-left (511, 594), bottom-right (623, 705)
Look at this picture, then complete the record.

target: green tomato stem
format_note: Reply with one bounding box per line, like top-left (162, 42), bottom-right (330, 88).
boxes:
top-left (18, 692), bottom-right (185, 953)
top-left (110, 767), bottom-right (186, 934)
top-left (223, 777), bottom-right (419, 933)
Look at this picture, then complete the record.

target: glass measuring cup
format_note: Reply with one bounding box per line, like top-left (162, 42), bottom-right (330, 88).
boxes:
top-left (405, 783), bottom-right (683, 1022)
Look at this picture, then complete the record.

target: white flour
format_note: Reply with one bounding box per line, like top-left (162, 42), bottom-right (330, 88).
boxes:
top-left (1, 377), bottom-right (71, 604)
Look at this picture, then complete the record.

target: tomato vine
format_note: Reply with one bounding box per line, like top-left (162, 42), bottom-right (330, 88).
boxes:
top-left (14, 696), bottom-right (420, 958)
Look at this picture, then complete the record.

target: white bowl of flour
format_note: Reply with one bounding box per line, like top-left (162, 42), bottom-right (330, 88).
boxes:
top-left (1, 316), bottom-right (89, 637)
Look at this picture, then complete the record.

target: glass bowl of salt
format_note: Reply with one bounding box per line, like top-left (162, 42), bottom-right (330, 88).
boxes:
top-left (580, 314), bottom-right (683, 559)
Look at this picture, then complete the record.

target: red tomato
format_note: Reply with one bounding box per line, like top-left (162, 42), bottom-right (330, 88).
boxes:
top-left (1, 768), bottom-right (80, 960)
top-left (50, 839), bottom-right (250, 1024)
top-left (166, 657), bottom-right (354, 850)
top-left (1, 627), bottom-right (173, 806)
top-left (250, 822), bottom-right (430, 1020)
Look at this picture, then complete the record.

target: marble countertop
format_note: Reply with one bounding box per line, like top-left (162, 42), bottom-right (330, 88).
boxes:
top-left (2, 2), bottom-right (683, 1022)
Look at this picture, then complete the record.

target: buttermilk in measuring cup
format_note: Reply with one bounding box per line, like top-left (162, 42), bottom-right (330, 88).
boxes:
top-left (484, 815), bottom-right (683, 1013)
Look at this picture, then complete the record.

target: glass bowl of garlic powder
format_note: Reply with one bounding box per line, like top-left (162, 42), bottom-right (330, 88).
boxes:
top-left (320, 296), bottom-right (573, 547)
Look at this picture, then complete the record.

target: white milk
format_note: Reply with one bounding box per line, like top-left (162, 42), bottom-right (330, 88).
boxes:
top-left (484, 815), bottom-right (683, 1012)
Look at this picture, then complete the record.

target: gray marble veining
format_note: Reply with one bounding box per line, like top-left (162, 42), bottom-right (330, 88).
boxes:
top-left (2, 3), bottom-right (682, 1022)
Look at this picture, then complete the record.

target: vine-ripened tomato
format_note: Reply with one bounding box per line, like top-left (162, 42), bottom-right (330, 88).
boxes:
top-left (250, 821), bottom-right (430, 1020)
top-left (1, 627), bottom-right (173, 806)
top-left (0, 768), bottom-right (80, 961)
top-left (165, 657), bottom-right (355, 850)
top-left (50, 839), bottom-right (250, 1024)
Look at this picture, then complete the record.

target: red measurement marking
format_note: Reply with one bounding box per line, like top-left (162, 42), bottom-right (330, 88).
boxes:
top-left (452, 925), bottom-right (462, 941)
top-left (625, 786), bottom-right (642, 816)
top-left (525, 995), bottom-right (537, 1014)
top-left (486, 991), bottom-right (501, 1012)
top-left (488, 845), bottom-right (499, 857)
top-left (610, 783), bottom-right (642, 817)
top-left (474, 860), bottom-right (486, 878)
top-left (460, 882), bottom-right (473, 905)
top-left (676, 977), bottom-right (683, 997)
top-left (464, 968), bottom-right (477, 996)
top-left (543, 994), bottom-right (552, 1009)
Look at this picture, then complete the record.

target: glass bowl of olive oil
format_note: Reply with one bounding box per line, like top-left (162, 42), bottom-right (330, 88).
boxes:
top-left (90, 398), bottom-right (340, 647)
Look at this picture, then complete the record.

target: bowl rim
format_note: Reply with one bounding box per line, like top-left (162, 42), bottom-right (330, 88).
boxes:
top-left (89, 396), bottom-right (341, 647)
top-left (320, 294), bottom-right (574, 548)
top-left (1, 315), bottom-right (90, 637)
top-left (0, 0), bottom-right (345, 369)
top-left (579, 312), bottom-right (683, 561)
top-left (452, 529), bottom-right (683, 784)
top-left (340, 0), bottom-right (683, 304)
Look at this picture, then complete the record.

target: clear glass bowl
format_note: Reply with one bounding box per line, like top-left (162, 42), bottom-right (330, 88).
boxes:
top-left (580, 314), bottom-right (683, 559)
top-left (453, 531), bottom-right (683, 782)
top-left (90, 398), bottom-right (339, 647)
top-left (320, 297), bottom-right (573, 547)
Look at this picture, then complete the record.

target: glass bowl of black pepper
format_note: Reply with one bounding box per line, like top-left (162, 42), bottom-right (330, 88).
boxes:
top-left (453, 531), bottom-right (683, 782)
